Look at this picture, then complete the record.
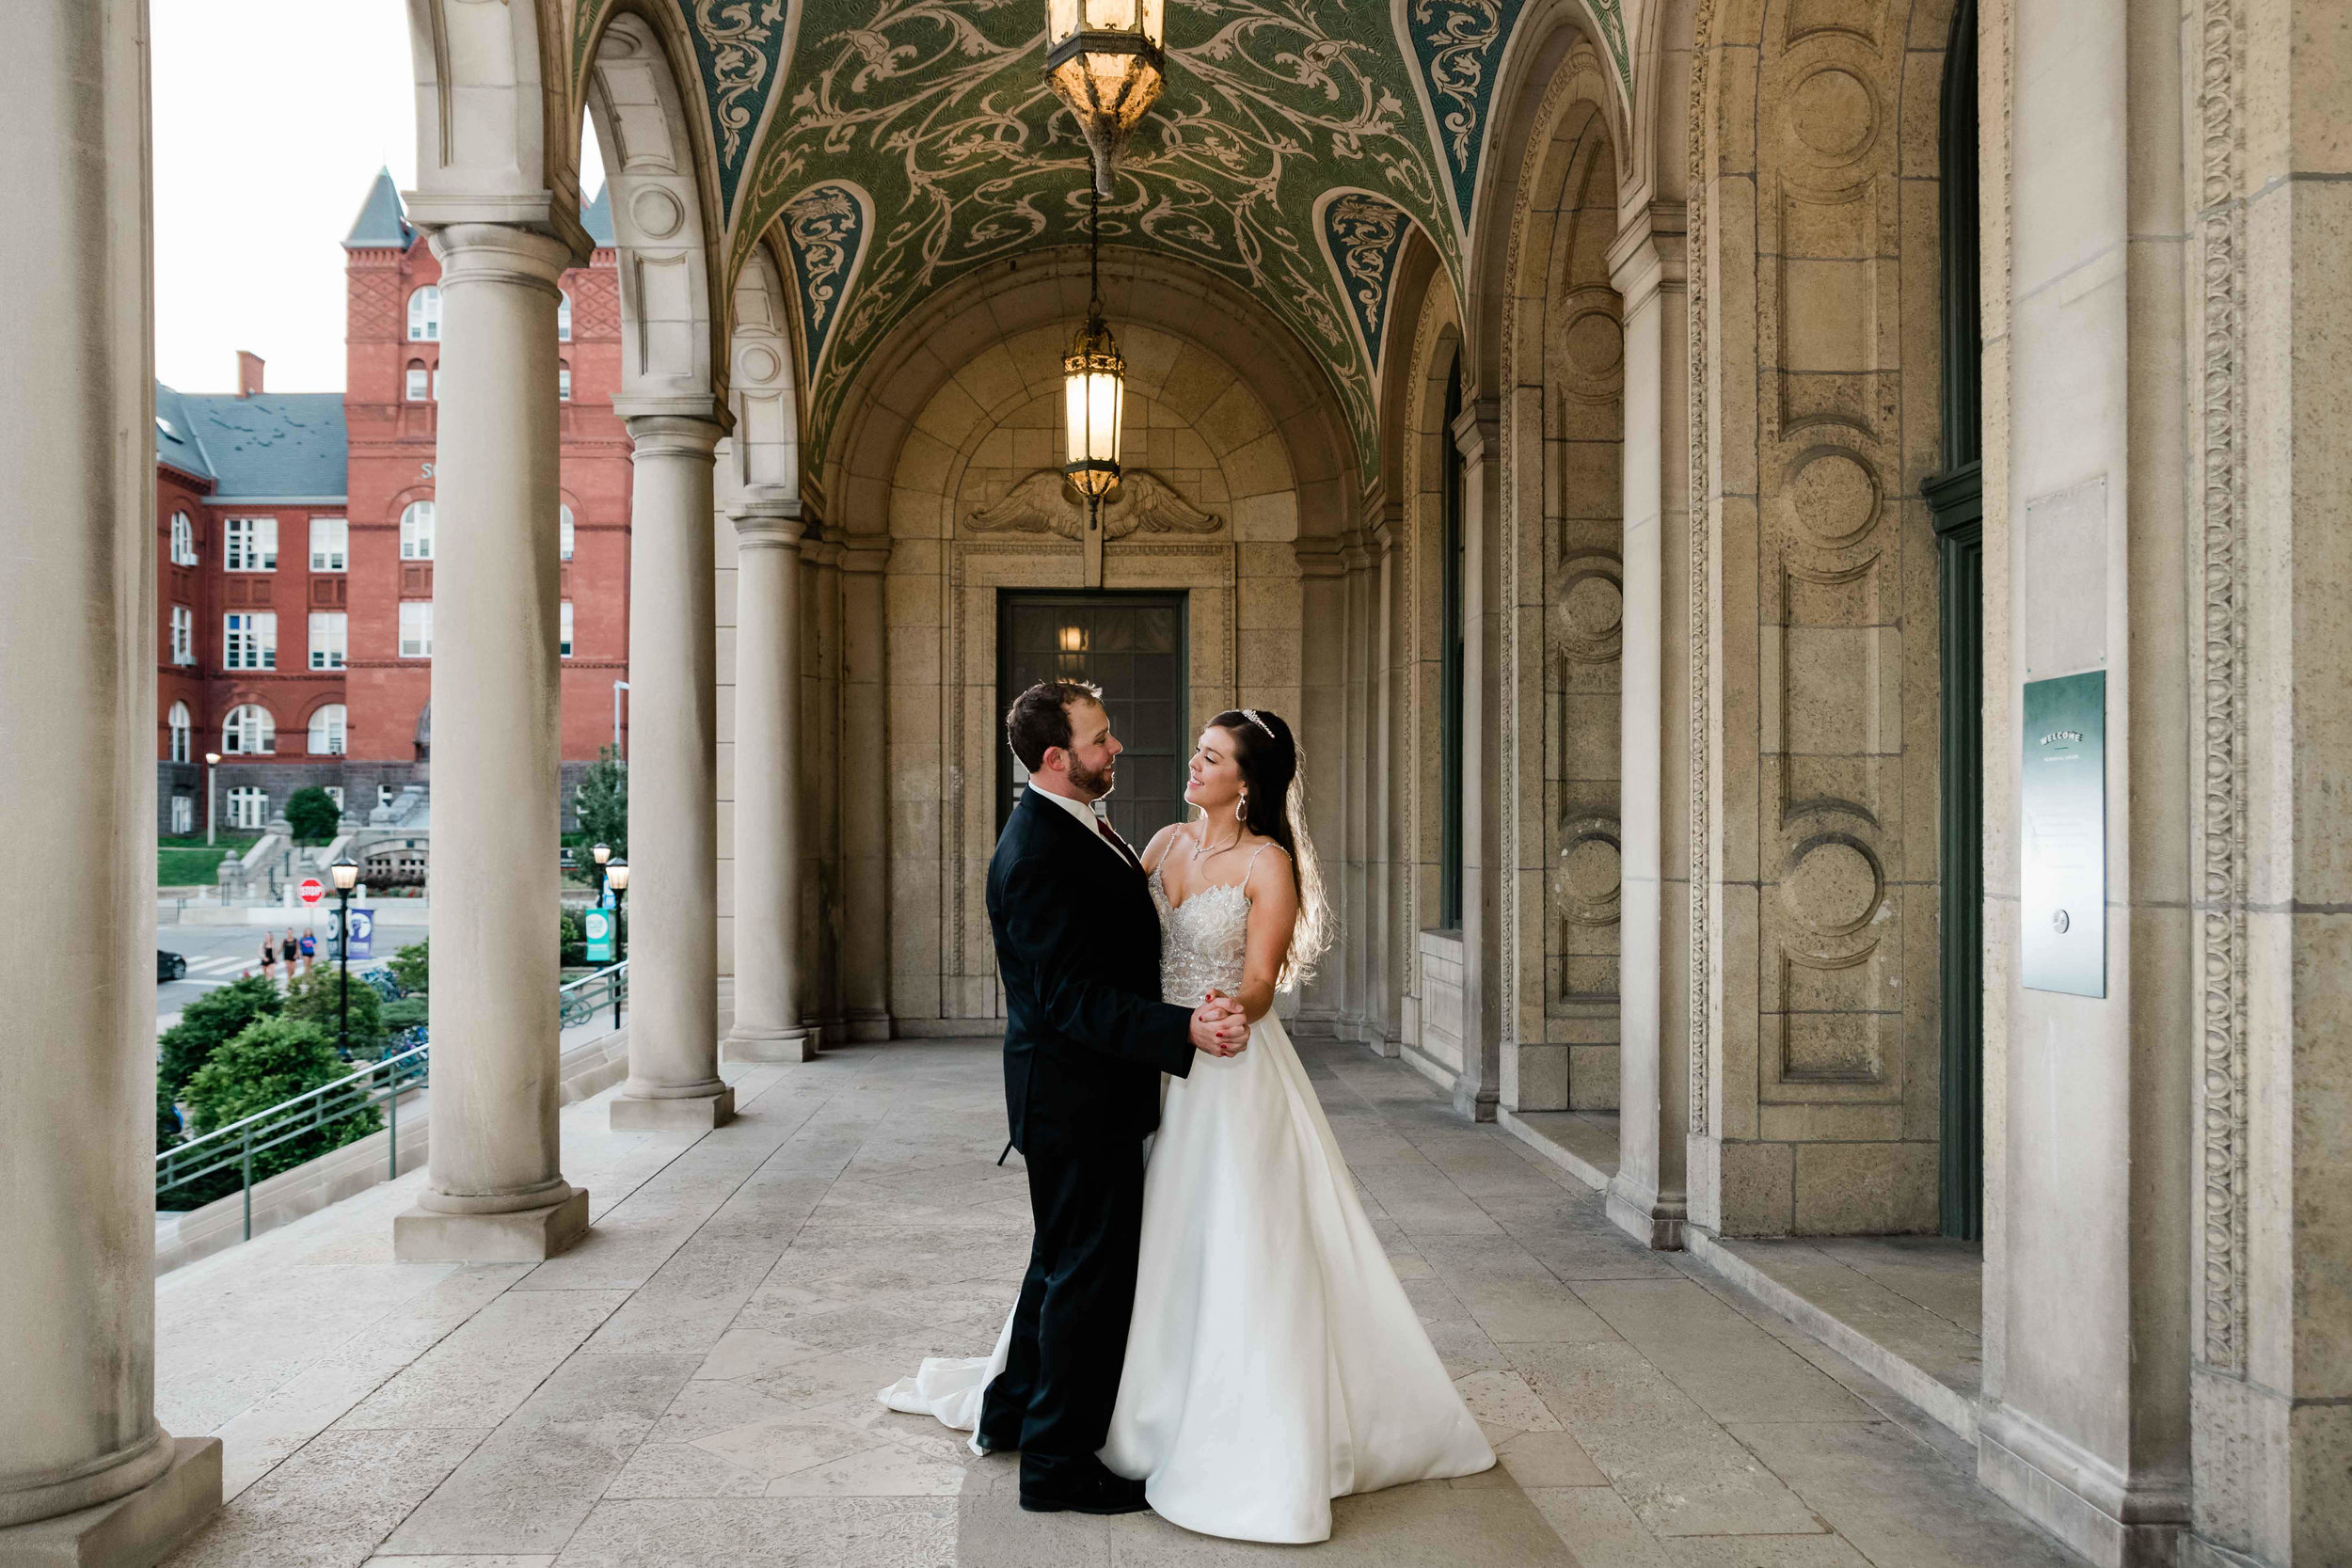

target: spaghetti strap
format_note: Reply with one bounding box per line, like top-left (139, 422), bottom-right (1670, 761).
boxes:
top-left (1242, 841), bottom-right (1281, 881)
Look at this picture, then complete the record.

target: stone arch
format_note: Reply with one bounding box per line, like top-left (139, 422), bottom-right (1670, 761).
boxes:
top-left (404, 0), bottom-right (588, 251)
top-left (580, 9), bottom-right (727, 411)
top-left (723, 242), bottom-right (799, 500)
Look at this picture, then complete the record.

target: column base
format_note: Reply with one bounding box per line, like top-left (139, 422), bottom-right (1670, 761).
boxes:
top-left (610, 1087), bottom-right (736, 1131)
top-left (1606, 1174), bottom-right (1687, 1251)
top-left (724, 1026), bottom-right (818, 1064)
top-left (0, 1437), bottom-right (220, 1568)
top-left (394, 1187), bottom-right (590, 1262)
top-left (1977, 1402), bottom-right (2188, 1568)
top-left (844, 1009), bottom-right (893, 1043)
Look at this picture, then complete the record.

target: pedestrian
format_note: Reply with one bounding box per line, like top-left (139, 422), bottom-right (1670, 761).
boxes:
top-left (280, 928), bottom-right (299, 981)
top-left (298, 927), bottom-right (317, 975)
top-left (258, 932), bottom-right (277, 986)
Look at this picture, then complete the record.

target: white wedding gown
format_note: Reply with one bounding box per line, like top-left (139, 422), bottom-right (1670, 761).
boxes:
top-left (880, 862), bottom-right (1493, 1544)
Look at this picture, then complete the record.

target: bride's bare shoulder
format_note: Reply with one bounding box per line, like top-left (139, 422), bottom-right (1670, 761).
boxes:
top-left (1140, 820), bottom-right (1189, 874)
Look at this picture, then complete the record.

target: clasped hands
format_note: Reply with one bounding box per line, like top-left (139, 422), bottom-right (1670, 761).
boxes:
top-left (1188, 990), bottom-right (1249, 1057)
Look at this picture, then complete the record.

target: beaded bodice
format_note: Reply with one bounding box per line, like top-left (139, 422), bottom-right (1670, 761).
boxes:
top-left (1149, 866), bottom-right (1251, 1005)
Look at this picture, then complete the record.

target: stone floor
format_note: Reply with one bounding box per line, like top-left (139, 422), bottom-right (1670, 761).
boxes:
top-left (155, 1037), bottom-right (2083, 1567)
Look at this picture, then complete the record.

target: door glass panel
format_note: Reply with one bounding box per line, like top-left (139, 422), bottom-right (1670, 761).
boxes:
top-left (998, 592), bottom-right (1188, 847)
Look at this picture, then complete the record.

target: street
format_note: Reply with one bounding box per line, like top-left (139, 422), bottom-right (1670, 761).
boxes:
top-left (154, 914), bottom-right (426, 1036)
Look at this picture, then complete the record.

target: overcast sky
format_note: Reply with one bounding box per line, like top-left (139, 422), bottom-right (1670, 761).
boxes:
top-left (152, 0), bottom-right (599, 395)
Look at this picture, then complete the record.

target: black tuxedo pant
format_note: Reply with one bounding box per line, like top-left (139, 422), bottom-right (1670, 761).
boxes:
top-left (977, 1138), bottom-right (1147, 1474)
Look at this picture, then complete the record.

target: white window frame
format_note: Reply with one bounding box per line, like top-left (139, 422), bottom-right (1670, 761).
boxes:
top-left (310, 517), bottom-right (347, 572)
top-left (560, 600), bottom-right (575, 658)
top-left (227, 785), bottom-right (268, 831)
top-left (560, 505), bottom-right (576, 561)
top-left (169, 510), bottom-right (197, 565)
top-left (399, 600), bottom-right (434, 658)
top-left (405, 362), bottom-right (429, 402)
top-left (406, 285), bottom-right (441, 342)
top-left (167, 701), bottom-right (192, 764)
top-left (309, 611), bottom-right (347, 670)
top-left (324, 785), bottom-right (344, 813)
top-left (224, 515), bottom-right (278, 572)
top-left (169, 795), bottom-right (195, 835)
top-left (224, 611), bottom-right (277, 672)
top-left (308, 705), bottom-right (348, 756)
top-left (559, 360), bottom-right (572, 402)
top-left (558, 290), bottom-right (573, 342)
top-left (169, 605), bottom-right (194, 666)
top-left (399, 500), bottom-right (434, 561)
top-left (223, 705), bottom-right (274, 756)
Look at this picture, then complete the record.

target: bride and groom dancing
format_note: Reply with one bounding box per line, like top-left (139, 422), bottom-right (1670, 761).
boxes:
top-left (881, 680), bottom-right (1492, 1544)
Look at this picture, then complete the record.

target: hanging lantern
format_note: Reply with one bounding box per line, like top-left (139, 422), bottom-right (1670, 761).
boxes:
top-left (1046, 0), bottom-right (1168, 196)
top-left (1062, 309), bottom-right (1125, 499)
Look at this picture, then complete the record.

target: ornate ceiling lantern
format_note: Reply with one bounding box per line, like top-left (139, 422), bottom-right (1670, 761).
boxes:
top-left (1062, 188), bottom-right (1125, 585)
top-left (1045, 0), bottom-right (1168, 197)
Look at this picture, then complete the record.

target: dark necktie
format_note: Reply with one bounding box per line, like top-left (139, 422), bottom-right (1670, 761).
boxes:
top-left (1095, 814), bottom-right (1143, 874)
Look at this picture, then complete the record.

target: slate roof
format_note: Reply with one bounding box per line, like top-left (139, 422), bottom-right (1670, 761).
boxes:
top-left (343, 168), bottom-right (413, 250)
top-left (581, 183), bottom-right (614, 247)
top-left (158, 388), bottom-right (347, 501)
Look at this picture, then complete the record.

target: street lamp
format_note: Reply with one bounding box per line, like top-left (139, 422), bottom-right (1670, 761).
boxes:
top-left (605, 860), bottom-right (629, 1030)
top-left (204, 751), bottom-right (222, 847)
top-left (330, 855), bottom-right (360, 1059)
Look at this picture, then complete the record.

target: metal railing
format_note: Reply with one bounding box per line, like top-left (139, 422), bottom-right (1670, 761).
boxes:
top-left (559, 959), bottom-right (628, 1029)
top-left (157, 1044), bottom-right (429, 1241)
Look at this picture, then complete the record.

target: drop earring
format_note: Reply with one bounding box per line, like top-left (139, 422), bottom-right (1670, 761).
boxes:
top-left (1234, 791), bottom-right (1248, 825)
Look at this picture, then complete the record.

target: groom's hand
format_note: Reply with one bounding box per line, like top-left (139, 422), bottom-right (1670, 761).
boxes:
top-left (1189, 990), bottom-right (1249, 1057)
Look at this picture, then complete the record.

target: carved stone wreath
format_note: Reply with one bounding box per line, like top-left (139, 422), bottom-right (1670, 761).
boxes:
top-left (966, 469), bottom-right (1222, 542)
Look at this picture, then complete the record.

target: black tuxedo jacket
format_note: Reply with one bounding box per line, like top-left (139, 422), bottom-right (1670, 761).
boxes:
top-left (988, 787), bottom-right (1194, 1155)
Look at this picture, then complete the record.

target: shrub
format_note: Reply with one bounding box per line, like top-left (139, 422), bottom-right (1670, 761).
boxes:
top-left (284, 785), bottom-right (342, 844)
top-left (158, 974), bottom-right (282, 1100)
top-left (570, 747), bottom-right (627, 885)
top-left (559, 907), bottom-right (587, 966)
top-left (169, 1016), bottom-right (380, 1202)
top-left (380, 996), bottom-right (429, 1035)
top-left (281, 961), bottom-right (387, 1057)
top-left (389, 940), bottom-right (429, 996)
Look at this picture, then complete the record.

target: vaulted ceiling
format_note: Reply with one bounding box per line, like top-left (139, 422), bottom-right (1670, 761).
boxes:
top-left (570, 0), bottom-right (1630, 484)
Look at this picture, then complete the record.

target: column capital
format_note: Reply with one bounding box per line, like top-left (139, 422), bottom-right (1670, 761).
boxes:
top-left (405, 191), bottom-right (595, 265)
top-left (1450, 394), bottom-right (1502, 464)
top-left (732, 486), bottom-right (805, 548)
top-left (1607, 200), bottom-right (1689, 309)
top-left (838, 542), bottom-right (894, 576)
top-left (427, 223), bottom-right (578, 295)
top-left (1294, 536), bottom-right (1347, 578)
top-left (622, 412), bottom-right (726, 461)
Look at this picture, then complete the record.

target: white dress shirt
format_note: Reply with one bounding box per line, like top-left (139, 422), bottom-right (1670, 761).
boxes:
top-left (1030, 782), bottom-right (1131, 864)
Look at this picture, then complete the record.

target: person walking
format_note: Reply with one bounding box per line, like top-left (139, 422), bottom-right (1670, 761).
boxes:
top-left (297, 927), bottom-right (317, 975)
top-left (258, 932), bottom-right (278, 987)
top-left (280, 928), bottom-right (299, 983)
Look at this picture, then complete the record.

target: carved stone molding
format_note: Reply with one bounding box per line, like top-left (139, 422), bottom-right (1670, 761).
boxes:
top-left (966, 469), bottom-right (1222, 543)
top-left (1687, 0), bottom-right (1718, 1139)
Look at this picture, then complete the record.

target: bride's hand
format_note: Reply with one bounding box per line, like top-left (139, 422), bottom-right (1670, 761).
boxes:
top-left (1202, 990), bottom-right (1248, 1055)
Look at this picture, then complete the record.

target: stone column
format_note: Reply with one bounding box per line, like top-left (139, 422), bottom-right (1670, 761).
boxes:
top-left (1454, 396), bottom-right (1504, 1124)
top-left (839, 546), bottom-right (893, 1040)
top-left (725, 490), bottom-right (815, 1062)
top-left (1606, 210), bottom-right (1690, 1250)
top-left (0, 2), bottom-right (226, 1556)
top-left (395, 223), bottom-right (590, 1260)
top-left (612, 414), bottom-right (735, 1128)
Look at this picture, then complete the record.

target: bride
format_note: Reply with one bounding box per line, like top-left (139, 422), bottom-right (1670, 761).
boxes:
top-left (883, 706), bottom-right (1492, 1544)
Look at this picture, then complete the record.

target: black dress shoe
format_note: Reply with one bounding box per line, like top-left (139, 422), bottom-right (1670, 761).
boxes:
top-left (1018, 1459), bottom-right (1151, 1515)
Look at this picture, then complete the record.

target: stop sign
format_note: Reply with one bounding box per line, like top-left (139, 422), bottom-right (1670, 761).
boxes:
top-left (298, 878), bottom-right (326, 906)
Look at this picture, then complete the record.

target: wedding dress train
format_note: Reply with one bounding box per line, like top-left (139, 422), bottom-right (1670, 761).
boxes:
top-left (882, 863), bottom-right (1491, 1543)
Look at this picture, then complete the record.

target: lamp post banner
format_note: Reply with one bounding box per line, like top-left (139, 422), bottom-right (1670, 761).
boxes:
top-left (331, 907), bottom-right (375, 960)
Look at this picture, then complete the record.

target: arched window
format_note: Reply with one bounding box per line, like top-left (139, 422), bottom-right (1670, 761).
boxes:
top-left (405, 360), bottom-right (429, 402)
top-left (559, 504), bottom-right (576, 561)
top-left (167, 702), bottom-right (191, 764)
top-left (558, 290), bottom-right (573, 342)
top-left (559, 360), bottom-right (572, 402)
top-left (223, 703), bottom-right (274, 756)
top-left (308, 704), bottom-right (348, 756)
top-left (168, 510), bottom-right (196, 565)
top-left (400, 500), bottom-right (434, 561)
top-left (406, 285), bottom-right (441, 342)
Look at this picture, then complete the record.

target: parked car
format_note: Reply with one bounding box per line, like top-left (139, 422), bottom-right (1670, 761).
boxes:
top-left (156, 949), bottom-right (187, 982)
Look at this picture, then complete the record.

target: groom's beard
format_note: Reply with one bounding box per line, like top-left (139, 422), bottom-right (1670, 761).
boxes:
top-left (1069, 755), bottom-right (1116, 800)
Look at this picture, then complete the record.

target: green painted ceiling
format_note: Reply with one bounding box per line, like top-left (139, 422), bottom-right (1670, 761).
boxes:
top-left (575, 0), bottom-right (1629, 486)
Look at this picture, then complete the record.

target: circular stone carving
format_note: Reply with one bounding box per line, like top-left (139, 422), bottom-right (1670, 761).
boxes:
top-left (1562, 836), bottom-right (1621, 908)
top-left (1791, 451), bottom-right (1880, 547)
top-left (1563, 309), bottom-right (1623, 381)
top-left (1781, 841), bottom-right (1881, 936)
top-left (1561, 573), bottom-right (1623, 651)
top-left (1787, 68), bottom-right (1876, 161)
top-left (630, 186), bottom-right (687, 242)
top-left (740, 345), bottom-right (782, 385)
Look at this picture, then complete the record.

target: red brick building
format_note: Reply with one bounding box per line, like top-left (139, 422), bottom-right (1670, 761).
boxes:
top-left (156, 172), bottom-right (629, 837)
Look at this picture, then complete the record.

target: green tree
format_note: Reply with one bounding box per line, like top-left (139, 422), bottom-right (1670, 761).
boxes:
top-left (389, 939), bottom-right (428, 995)
top-left (559, 906), bottom-right (587, 966)
top-left (284, 785), bottom-right (342, 844)
top-left (281, 960), bottom-right (386, 1057)
top-left (571, 746), bottom-right (627, 884)
top-left (157, 974), bottom-right (282, 1101)
top-left (180, 1017), bottom-right (379, 1186)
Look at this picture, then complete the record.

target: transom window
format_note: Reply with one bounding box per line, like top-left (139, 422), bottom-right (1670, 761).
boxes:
top-left (223, 612), bottom-right (276, 672)
top-left (224, 516), bottom-right (277, 572)
top-left (308, 704), bottom-right (348, 756)
top-left (167, 701), bottom-right (191, 764)
top-left (169, 510), bottom-right (197, 565)
top-left (399, 600), bottom-right (434, 658)
top-left (400, 500), bottom-right (434, 561)
top-left (406, 285), bottom-right (441, 341)
top-left (310, 517), bottom-right (347, 572)
top-left (227, 786), bottom-right (268, 831)
top-left (309, 611), bottom-right (347, 670)
top-left (223, 704), bottom-right (274, 756)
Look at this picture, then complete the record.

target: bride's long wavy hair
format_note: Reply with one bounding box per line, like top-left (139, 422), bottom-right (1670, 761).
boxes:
top-left (1206, 707), bottom-right (1330, 990)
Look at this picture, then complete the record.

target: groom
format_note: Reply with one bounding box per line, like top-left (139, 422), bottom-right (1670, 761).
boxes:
top-left (979, 680), bottom-right (1247, 1514)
